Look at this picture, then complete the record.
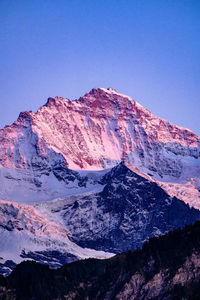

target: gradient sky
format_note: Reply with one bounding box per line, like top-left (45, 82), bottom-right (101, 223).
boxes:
top-left (0, 0), bottom-right (199, 134)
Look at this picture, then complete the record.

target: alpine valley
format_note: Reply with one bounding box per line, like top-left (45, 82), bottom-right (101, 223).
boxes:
top-left (0, 87), bottom-right (200, 277)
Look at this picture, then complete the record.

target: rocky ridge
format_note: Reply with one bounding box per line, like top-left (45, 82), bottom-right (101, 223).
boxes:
top-left (0, 87), bottom-right (200, 275)
top-left (0, 87), bottom-right (199, 206)
top-left (35, 163), bottom-right (200, 253)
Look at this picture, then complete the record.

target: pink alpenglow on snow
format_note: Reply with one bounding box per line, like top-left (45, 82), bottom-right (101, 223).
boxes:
top-left (0, 88), bottom-right (199, 207)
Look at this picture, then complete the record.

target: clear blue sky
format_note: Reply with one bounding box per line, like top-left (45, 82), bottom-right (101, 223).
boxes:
top-left (0, 0), bottom-right (199, 134)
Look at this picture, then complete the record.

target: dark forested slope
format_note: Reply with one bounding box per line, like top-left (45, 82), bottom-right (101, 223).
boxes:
top-left (1, 221), bottom-right (200, 299)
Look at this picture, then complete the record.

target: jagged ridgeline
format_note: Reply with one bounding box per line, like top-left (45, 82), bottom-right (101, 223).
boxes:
top-left (1, 221), bottom-right (200, 300)
top-left (0, 87), bottom-right (200, 276)
top-left (0, 87), bottom-right (200, 205)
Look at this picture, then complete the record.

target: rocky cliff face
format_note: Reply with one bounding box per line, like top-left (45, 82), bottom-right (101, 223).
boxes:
top-left (0, 87), bottom-right (200, 275)
top-left (2, 162), bottom-right (200, 275)
top-left (35, 163), bottom-right (200, 253)
top-left (0, 87), bottom-right (199, 206)
top-left (1, 88), bottom-right (199, 169)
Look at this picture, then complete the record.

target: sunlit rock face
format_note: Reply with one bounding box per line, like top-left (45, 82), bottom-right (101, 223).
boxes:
top-left (0, 87), bottom-right (200, 275)
top-left (0, 87), bottom-right (199, 206)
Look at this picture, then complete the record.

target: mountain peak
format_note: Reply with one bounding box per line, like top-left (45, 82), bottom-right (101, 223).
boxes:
top-left (98, 87), bottom-right (133, 101)
top-left (44, 96), bottom-right (70, 107)
top-left (16, 111), bottom-right (34, 126)
top-left (107, 87), bottom-right (117, 93)
top-left (0, 87), bottom-right (199, 206)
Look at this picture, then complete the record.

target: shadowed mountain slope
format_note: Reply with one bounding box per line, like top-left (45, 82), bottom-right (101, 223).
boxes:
top-left (37, 163), bottom-right (200, 253)
top-left (1, 221), bottom-right (200, 299)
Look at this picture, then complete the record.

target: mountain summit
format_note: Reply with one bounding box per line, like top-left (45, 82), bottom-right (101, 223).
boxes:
top-left (0, 87), bottom-right (200, 274)
top-left (0, 88), bottom-right (199, 207)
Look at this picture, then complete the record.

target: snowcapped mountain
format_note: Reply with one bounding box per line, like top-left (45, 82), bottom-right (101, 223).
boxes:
top-left (0, 87), bottom-right (199, 206)
top-left (0, 87), bottom-right (200, 274)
